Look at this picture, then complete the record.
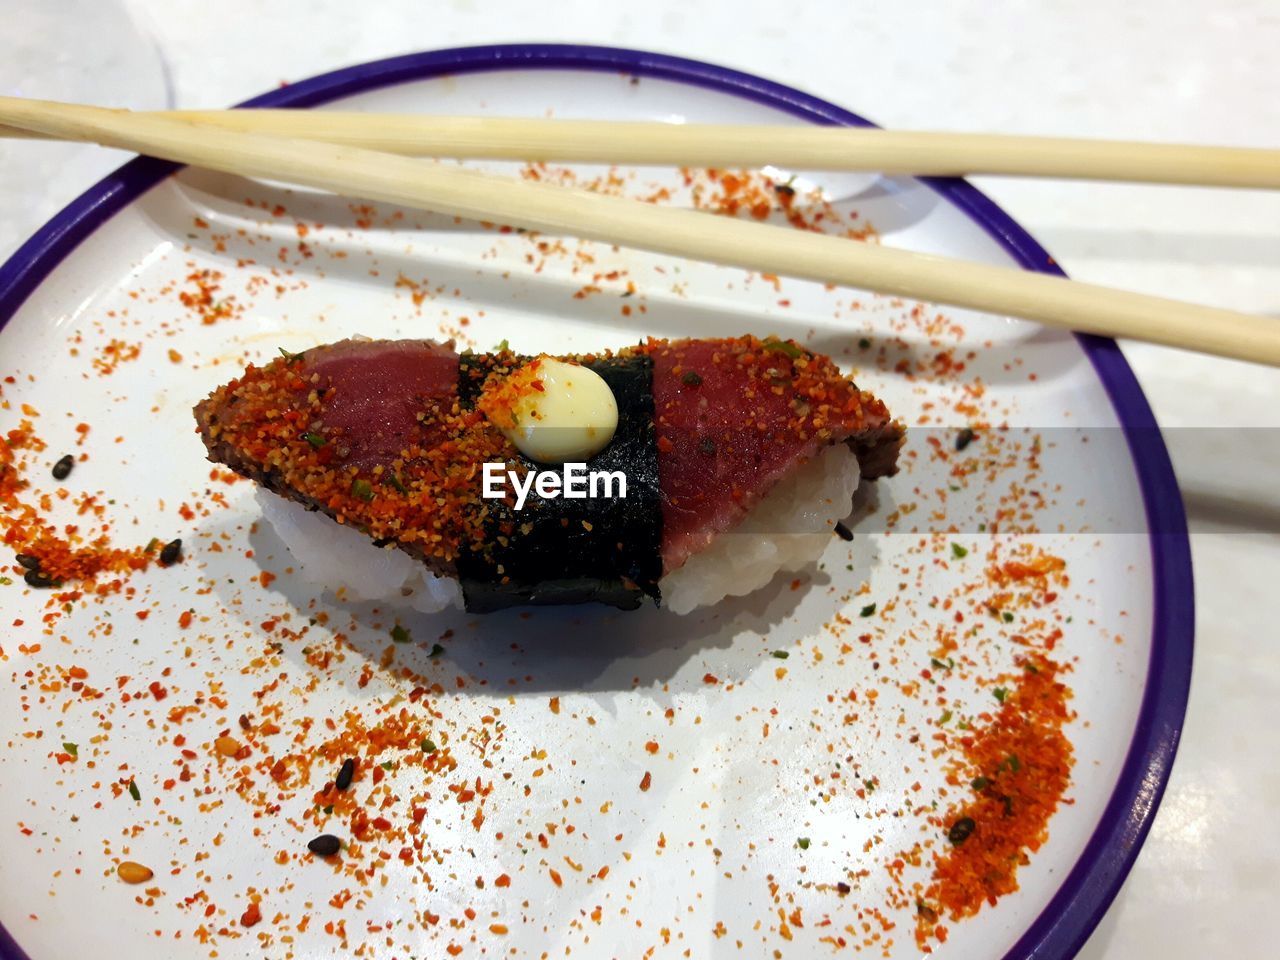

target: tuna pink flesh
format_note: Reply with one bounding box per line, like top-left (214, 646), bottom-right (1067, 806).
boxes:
top-left (650, 341), bottom-right (854, 575)
top-left (303, 339), bottom-right (457, 469)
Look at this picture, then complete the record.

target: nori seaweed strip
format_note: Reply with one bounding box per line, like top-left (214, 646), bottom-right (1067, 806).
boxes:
top-left (456, 353), bottom-right (663, 613)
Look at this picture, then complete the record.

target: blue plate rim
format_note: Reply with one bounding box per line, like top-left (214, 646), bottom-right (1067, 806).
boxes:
top-left (0, 43), bottom-right (1193, 960)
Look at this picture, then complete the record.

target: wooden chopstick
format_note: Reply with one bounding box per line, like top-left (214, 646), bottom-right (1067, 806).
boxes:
top-left (1, 96), bottom-right (1277, 367)
top-left (4, 110), bottom-right (1279, 188)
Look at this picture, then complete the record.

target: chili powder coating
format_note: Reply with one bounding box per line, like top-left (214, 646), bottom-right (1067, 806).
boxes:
top-left (193, 335), bottom-right (903, 611)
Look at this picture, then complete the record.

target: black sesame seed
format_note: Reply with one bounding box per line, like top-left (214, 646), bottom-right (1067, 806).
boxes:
top-left (51, 455), bottom-right (75, 481)
top-left (834, 521), bottom-right (854, 542)
top-left (335, 757), bottom-right (355, 791)
top-left (158, 539), bottom-right (183, 566)
top-left (24, 569), bottom-right (60, 588)
top-left (681, 370), bottom-right (703, 387)
top-left (307, 834), bottom-right (341, 857)
top-left (15, 554), bottom-right (40, 571)
top-left (698, 437), bottom-right (716, 456)
top-left (955, 427), bottom-right (975, 452)
top-left (947, 816), bottom-right (976, 845)
top-left (836, 881), bottom-right (851, 894)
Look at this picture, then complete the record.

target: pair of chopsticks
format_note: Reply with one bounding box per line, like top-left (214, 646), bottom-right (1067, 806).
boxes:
top-left (2, 98), bottom-right (1278, 366)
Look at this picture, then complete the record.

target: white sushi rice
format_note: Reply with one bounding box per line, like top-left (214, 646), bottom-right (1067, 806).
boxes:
top-left (659, 443), bottom-right (859, 614)
top-left (256, 488), bottom-right (463, 613)
top-left (256, 442), bottom-right (858, 615)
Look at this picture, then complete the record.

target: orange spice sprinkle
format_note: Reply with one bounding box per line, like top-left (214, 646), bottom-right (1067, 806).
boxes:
top-left (915, 652), bottom-right (1074, 948)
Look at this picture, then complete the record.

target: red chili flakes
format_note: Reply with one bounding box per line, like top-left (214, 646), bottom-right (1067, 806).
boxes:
top-left (92, 339), bottom-right (142, 376)
top-left (0, 420), bottom-right (172, 589)
top-left (239, 903), bottom-right (261, 928)
top-left (178, 269), bottom-right (240, 326)
top-left (914, 588), bottom-right (1074, 947)
top-left (639, 771), bottom-right (652, 792)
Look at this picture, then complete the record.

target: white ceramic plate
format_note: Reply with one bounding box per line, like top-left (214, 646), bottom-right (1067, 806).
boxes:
top-left (0, 46), bottom-right (1191, 960)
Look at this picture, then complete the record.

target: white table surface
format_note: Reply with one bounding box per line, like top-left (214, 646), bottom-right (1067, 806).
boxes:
top-left (2, 2), bottom-right (1277, 957)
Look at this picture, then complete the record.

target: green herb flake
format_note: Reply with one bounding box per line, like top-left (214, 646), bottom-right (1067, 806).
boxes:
top-left (428, 643), bottom-right (445, 658)
top-left (323, 804), bottom-right (334, 815)
top-left (390, 624), bottom-right (411, 644)
top-left (303, 431), bottom-right (326, 448)
top-left (971, 776), bottom-right (990, 791)
top-left (278, 347), bottom-right (306, 362)
top-left (681, 370), bottom-right (704, 387)
top-left (381, 761), bottom-right (395, 771)
top-left (351, 478), bottom-right (374, 502)
top-left (494, 338), bottom-right (510, 353)
top-left (1002, 611), bottom-right (1015, 623)
top-left (127, 779), bottom-right (141, 802)
top-left (796, 837), bottom-right (811, 850)
top-left (421, 739), bottom-right (437, 754)
top-left (763, 337), bottom-right (803, 359)
top-left (859, 602), bottom-right (877, 617)
top-left (951, 542), bottom-right (969, 559)
top-left (0, 577), bottom-right (11, 586)
top-left (388, 474), bottom-right (408, 494)
top-left (930, 657), bottom-right (954, 671)
top-left (771, 650), bottom-right (790, 660)
top-left (993, 687), bottom-right (1009, 703)
top-left (62, 742), bottom-right (78, 757)
top-left (939, 709), bottom-right (953, 725)
top-left (858, 337), bottom-right (872, 350)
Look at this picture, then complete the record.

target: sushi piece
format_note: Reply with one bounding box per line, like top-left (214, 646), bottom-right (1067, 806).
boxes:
top-left (194, 336), bottom-right (902, 613)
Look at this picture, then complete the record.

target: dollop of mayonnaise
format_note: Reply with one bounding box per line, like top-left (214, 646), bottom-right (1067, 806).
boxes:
top-left (498, 357), bottom-right (618, 464)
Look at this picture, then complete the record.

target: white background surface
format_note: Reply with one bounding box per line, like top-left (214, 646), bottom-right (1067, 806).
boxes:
top-left (1, 2), bottom-right (1276, 957)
